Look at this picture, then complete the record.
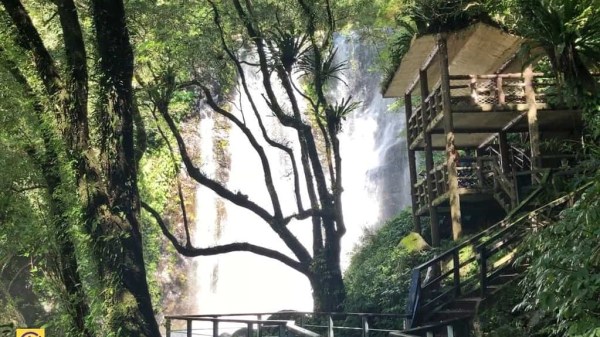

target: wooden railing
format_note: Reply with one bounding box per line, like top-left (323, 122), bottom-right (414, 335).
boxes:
top-left (404, 187), bottom-right (578, 329)
top-left (448, 73), bottom-right (550, 106)
top-left (406, 72), bottom-right (566, 144)
top-left (510, 145), bottom-right (531, 171)
top-left (407, 86), bottom-right (442, 144)
top-left (413, 156), bottom-right (486, 212)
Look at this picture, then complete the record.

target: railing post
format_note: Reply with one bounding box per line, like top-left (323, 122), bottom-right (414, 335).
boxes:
top-left (405, 269), bottom-right (422, 329)
top-left (187, 319), bottom-right (192, 337)
top-left (166, 318), bottom-right (171, 337)
top-left (361, 315), bottom-right (369, 337)
top-left (257, 315), bottom-right (262, 337)
top-left (278, 324), bottom-right (285, 337)
top-left (247, 323), bottom-right (253, 337)
top-left (470, 75), bottom-right (478, 102)
top-left (213, 320), bottom-right (219, 337)
top-left (453, 250), bottom-right (461, 296)
top-left (447, 324), bottom-right (455, 337)
top-left (327, 315), bottom-right (334, 337)
top-left (497, 76), bottom-right (505, 105)
top-left (479, 246), bottom-right (488, 297)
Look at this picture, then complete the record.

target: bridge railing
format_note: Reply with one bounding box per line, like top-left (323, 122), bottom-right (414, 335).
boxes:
top-left (164, 312), bottom-right (411, 337)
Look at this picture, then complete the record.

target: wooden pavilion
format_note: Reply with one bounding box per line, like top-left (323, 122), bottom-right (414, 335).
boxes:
top-left (383, 23), bottom-right (583, 246)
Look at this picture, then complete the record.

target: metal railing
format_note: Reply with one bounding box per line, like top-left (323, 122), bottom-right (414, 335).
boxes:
top-left (164, 312), bottom-right (408, 337)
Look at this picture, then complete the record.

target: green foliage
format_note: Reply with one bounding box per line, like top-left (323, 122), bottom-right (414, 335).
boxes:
top-left (515, 179), bottom-right (600, 337)
top-left (344, 210), bottom-right (431, 316)
top-left (380, 0), bottom-right (494, 91)
top-left (497, 0), bottom-right (600, 95)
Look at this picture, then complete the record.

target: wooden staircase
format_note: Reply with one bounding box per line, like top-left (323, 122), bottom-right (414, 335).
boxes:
top-left (391, 189), bottom-right (579, 337)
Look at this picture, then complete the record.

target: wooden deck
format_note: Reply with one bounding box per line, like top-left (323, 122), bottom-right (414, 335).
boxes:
top-left (407, 73), bottom-right (582, 150)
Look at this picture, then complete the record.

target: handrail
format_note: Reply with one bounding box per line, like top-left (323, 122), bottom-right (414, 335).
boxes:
top-left (405, 174), bottom-right (580, 329)
top-left (165, 311), bottom-right (409, 337)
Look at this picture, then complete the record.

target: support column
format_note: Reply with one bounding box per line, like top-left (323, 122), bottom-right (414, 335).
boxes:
top-left (420, 66), bottom-right (439, 246)
top-left (524, 65), bottom-right (540, 183)
top-left (405, 93), bottom-right (421, 234)
top-left (438, 34), bottom-right (462, 241)
top-left (498, 131), bottom-right (510, 174)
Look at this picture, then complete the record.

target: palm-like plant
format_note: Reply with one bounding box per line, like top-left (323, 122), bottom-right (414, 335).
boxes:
top-left (508, 0), bottom-right (600, 95)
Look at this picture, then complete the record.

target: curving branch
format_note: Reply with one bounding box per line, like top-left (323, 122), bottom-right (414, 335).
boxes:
top-left (157, 87), bottom-right (275, 223)
top-left (199, 85), bottom-right (284, 219)
top-left (208, 2), bottom-right (304, 212)
top-left (141, 201), bottom-right (309, 275)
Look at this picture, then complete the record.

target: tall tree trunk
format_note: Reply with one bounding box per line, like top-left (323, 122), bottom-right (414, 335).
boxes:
top-left (309, 238), bottom-right (346, 312)
top-left (89, 0), bottom-right (160, 335)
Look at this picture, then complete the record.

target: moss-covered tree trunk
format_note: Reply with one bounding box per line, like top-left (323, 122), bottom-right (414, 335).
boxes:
top-left (1, 0), bottom-right (161, 335)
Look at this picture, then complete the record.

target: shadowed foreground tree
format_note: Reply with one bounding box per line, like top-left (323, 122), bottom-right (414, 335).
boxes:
top-left (0, 0), bottom-right (160, 335)
top-left (138, 0), bottom-right (358, 312)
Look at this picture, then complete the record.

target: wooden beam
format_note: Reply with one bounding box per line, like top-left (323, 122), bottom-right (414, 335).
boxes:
top-left (424, 132), bottom-right (440, 247)
top-left (405, 93), bottom-right (422, 234)
top-left (438, 34), bottom-right (463, 241)
top-left (524, 65), bottom-right (540, 183)
top-left (404, 45), bottom-right (439, 96)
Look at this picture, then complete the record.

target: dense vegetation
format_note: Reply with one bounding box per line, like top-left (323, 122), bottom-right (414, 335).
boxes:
top-left (0, 0), bottom-right (598, 336)
top-left (349, 1), bottom-right (600, 336)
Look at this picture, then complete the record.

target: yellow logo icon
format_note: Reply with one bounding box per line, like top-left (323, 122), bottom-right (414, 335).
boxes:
top-left (15, 329), bottom-right (44, 337)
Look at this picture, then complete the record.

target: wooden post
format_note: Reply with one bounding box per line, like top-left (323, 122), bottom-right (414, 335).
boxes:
top-left (420, 63), bottom-right (439, 246)
top-left (166, 318), bottom-right (171, 337)
top-left (438, 34), bottom-right (462, 240)
top-left (524, 66), bottom-right (540, 184)
top-left (247, 323), bottom-right (253, 337)
top-left (497, 76), bottom-right (505, 105)
top-left (498, 131), bottom-right (510, 174)
top-left (420, 69), bottom-right (430, 126)
top-left (425, 132), bottom-right (440, 247)
top-left (405, 93), bottom-right (422, 233)
top-left (213, 320), bottom-right (219, 337)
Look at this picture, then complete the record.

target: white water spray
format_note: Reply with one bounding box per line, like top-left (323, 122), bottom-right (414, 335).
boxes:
top-left (192, 32), bottom-right (410, 315)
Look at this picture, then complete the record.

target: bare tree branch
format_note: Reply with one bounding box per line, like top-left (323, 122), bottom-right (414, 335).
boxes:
top-left (208, 1), bottom-right (305, 213)
top-left (141, 201), bottom-right (309, 275)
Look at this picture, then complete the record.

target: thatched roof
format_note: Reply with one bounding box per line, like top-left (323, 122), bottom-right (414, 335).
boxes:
top-left (383, 23), bottom-right (524, 98)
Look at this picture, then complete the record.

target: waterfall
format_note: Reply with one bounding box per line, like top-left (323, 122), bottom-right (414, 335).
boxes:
top-left (191, 32), bottom-right (410, 315)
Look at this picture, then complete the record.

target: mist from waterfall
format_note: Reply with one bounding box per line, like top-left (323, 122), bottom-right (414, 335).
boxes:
top-left (191, 32), bottom-right (410, 315)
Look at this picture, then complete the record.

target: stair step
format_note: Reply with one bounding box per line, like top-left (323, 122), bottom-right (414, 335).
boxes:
top-left (430, 309), bottom-right (474, 321)
top-left (489, 273), bottom-right (519, 283)
top-left (449, 297), bottom-right (482, 311)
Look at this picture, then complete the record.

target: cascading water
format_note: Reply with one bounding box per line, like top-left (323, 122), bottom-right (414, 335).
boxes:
top-left (191, 32), bottom-right (410, 316)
